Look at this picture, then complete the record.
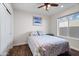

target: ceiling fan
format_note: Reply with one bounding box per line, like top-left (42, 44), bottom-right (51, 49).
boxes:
top-left (38, 3), bottom-right (59, 11)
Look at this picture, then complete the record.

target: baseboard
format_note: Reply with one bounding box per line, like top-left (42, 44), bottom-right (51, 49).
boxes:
top-left (0, 41), bottom-right (13, 56)
top-left (70, 46), bottom-right (79, 52)
top-left (13, 42), bottom-right (27, 46)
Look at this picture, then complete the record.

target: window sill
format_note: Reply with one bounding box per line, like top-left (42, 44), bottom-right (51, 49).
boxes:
top-left (57, 35), bottom-right (79, 41)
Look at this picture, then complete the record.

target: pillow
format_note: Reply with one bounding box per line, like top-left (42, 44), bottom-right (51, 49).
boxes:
top-left (37, 31), bottom-right (40, 36)
top-left (30, 31), bottom-right (38, 36)
top-left (29, 31), bottom-right (46, 36)
top-left (37, 31), bottom-right (46, 36)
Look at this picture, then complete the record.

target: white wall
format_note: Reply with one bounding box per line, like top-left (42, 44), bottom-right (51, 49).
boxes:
top-left (0, 3), bottom-right (14, 55)
top-left (49, 17), bottom-right (57, 35)
top-left (14, 10), bottom-right (50, 46)
top-left (50, 4), bottom-right (79, 51)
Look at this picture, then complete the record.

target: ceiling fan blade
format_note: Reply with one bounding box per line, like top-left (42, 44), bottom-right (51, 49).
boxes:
top-left (38, 5), bottom-right (45, 8)
top-left (50, 3), bottom-right (58, 6)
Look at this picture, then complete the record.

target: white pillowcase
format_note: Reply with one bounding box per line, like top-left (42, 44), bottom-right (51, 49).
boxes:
top-left (30, 31), bottom-right (38, 36)
top-left (29, 31), bottom-right (46, 36)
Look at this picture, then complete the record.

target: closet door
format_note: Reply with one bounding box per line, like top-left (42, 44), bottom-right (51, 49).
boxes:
top-left (0, 4), bottom-right (2, 55)
top-left (0, 4), bottom-right (12, 55)
top-left (0, 4), bottom-right (6, 55)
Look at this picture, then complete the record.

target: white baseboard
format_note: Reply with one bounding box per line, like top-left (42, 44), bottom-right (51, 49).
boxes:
top-left (13, 42), bottom-right (27, 46)
top-left (70, 46), bottom-right (79, 51)
top-left (0, 42), bottom-right (13, 56)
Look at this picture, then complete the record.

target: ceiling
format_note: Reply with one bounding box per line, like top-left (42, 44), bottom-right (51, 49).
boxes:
top-left (12, 3), bottom-right (78, 16)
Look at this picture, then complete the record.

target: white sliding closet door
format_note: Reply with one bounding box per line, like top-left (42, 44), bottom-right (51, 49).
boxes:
top-left (0, 3), bottom-right (13, 55)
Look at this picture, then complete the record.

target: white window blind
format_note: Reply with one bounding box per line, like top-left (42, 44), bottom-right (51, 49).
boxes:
top-left (57, 12), bottom-right (79, 39)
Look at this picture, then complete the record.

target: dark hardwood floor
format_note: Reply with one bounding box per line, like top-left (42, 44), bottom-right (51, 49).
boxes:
top-left (7, 44), bottom-right (79, 56)
top-left (7, 44), bottom-right (32, 56)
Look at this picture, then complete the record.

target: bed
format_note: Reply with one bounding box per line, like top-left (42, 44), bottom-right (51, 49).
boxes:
top-left (28, 32), bottom-right (69, 56)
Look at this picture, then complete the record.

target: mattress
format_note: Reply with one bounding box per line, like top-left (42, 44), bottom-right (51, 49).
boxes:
top-left (28, 35), bottom-right (69, 56)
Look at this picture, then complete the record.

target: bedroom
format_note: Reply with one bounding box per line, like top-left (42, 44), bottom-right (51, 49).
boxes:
top-left (0, 3), bottom-right (79, 56)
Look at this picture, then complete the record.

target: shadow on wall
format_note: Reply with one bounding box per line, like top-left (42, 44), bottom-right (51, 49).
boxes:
top-left (13, 32), bottom-right (30, 46)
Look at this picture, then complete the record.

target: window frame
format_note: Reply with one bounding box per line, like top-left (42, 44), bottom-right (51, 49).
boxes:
top-left (57, 12), bottom-right (79, 39)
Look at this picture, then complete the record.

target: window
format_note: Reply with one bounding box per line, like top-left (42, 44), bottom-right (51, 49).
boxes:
top-left (57, 12), bottom-right (79, 39)
top-left (57, 17), bottom-right (69, 36)
top-left (68, 13), bottom-right (79, 38)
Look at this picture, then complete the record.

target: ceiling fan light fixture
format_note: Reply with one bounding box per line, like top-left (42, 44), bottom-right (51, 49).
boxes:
top-left (61, 5), bottom-right (64, 8)
top-left (48, 4), bottom-right (51, 8)
top-left (43, 6), bottom-right (46, 9)
top-left (38, 3), bottom-right (59, 11)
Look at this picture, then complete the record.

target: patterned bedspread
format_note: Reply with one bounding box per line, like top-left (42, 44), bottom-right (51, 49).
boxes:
top-left (39, 42), bottom-right (69, 56)
top-left (28, 35), bottom-right (69, 56)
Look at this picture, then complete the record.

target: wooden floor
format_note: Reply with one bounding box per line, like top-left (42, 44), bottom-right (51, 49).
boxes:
top-left (7, 44), bottom-right (32, 56)
top-left (7, 44), bottom-right (79, 56)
